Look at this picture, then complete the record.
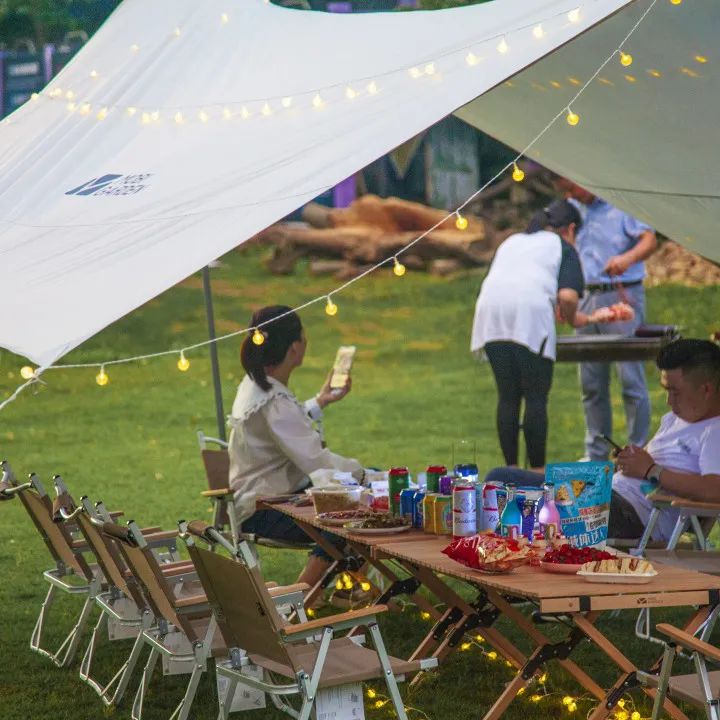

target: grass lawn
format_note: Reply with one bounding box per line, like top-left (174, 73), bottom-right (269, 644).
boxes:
top-left (1, 246), bottom-right (718, 719)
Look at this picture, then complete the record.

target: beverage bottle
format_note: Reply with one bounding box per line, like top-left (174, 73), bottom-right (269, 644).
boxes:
top-left (500, 485), bottom-right (522, 539)
top-left (537, 483), bottom-right (561, 541)
top-left (388, 467), bottom-right (409, 516)
top-left (452, 479), bottom-right (476, 539)
top-left (425, 465), bottom-right (447, 494)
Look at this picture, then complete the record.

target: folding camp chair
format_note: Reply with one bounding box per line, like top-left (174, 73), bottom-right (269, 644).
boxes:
top-left (184, 520), bottom-right (438, 720)
top-left (1, 461), bottom-right (101, 667)
top-left (107, 517), bottom-right (309, 720)
top-left (636, 613), bottom-right (720, 720)
top-left (197, 430), bottom-right (314, 552)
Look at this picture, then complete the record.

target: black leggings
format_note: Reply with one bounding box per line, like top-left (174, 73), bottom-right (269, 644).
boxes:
top-left (484, 341), bottom-right (554, 467)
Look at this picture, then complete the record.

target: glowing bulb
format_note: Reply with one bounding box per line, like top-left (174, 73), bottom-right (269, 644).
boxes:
top-left (631, 713), bottom-right (641, 720)
top-left (392, 257), bottom-right (406, 277)
top-left (615, 713), bottom-right (628, 720)
top-left (409, 66), bottom-right (422, 78)
top-left (512, 162), bottom-right (525, 182)
top-left (96, 107), bottom-right (108, 120)
top-left (325, 297), bottom-right (338, 316)
top-left (20, 366), bottom-right (35, 380)
top-left (199, 110), bottom-right (209, 123)
top-left (367, 689), bottom-right (376, 699)
top-left (50, 87), bottom-right (62, 97)
top-left (307, 608), bottom-right (315, 617)
top-left (497, 38), bottom-right (509, 54)
top-left (460, 642), bottom-right (471, 651)
top-left (374, 701), bottom-right (384, 709)
top-left (130, 43), bottom-right (140, 52)
top-left (563, 697), bottom-right (574, 706)
top-left (617, 701), bottom-right (626, 709)
top-left (566, 108), bottom-right (580, 126)
top-left (670, 0), bottom-right (682, 4)
top-left (367, 81), bottom-right (378, 94)
top-left (533, 24), bottom-right (545, 39)
top-left (695, 55), bottom-right (708, 64)
top-left (424, 62), bottom-right (436, 75)
top-left (174, 112), bottom-right (184, 124)
top-left (127, 106), bottom-right (137, 116)
top-left (420, 611), bottom-right (431, 620)
top-left (173, 27), bottom-right (181, 37)
top-left (568, 8), bottom-right (581, 23)
top-left (141, 112), bottom-right (151, 124)
top-left (96, 367), bottom-right (109, 386)
top-left (151, 110), bottom-right (160, 122)
top-left (79, 103), bottom-right (91, 115)
top-left (222, 107), bottom-right (232, 119)
top-left (343, 581), bottom-right (352, 590)
top-left (539, 674), bottom-right (547, 683)
top-left (360, 581), bottom-right (371, 592)
top-left (240, 106), bottom-right (250, 119)
top-left (335, 579), bottom-right (343, 590)
top-left (261, 103), bottom-right (272, 116)
top-left (475, 635), bottom-right (484, 642)
top-left (252, 328), bottom-right (265, 346)
top-left (345, 86), bottom-right (357, 100)
top-left (465, 52), bottom-right (479, 66)
top-left (30, 92), bottom-right (39, 101)
top-left (516, 687), bottom-right (525, 695)
top-left (531, 695), bottom-right (542, 702)
top-left (221, 13), bottom-right (229, 24)
top-left (620, 51), bottom-right (633, 67)
top-left (67, 102), bottom-right (76, 112)
top-left (177, 353), bottom-right (190, 372)
top-left (312, 93), bottom-right (324, 109)
top-left (568, 703), bottom-right (577, 713)
top-left (487, 651), bottom-right (498, 660)
top-left (281, 96), bottom-right (293, 108)
top-left (65, 90), bottom-right (75, 100)
top-left (455, 211), bottom-right (469, 230)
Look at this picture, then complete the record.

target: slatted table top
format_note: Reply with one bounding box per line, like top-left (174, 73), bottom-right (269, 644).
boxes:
top-left (374, 537), bottom-right (720, 613)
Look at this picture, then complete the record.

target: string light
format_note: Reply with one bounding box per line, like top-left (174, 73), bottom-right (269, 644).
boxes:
top-left (562, 697), bottom-right (575, 706)
top-left (220, 13), bottom-right (229, 24)
top-left (90, 70), bottom-right (98, 79)
top-left (130, 43), bottom-right (140, 52)
top-left (360, 581), bottom-right (371, 591)
top-left (367, 689), bottom-right (377, 699)
top-left (475, 635), bottom-right (484, 642)
top-left (67, 102), bottom-right (76, 112)
top-left (344, 86), bottom-right (357, 100)
top-left (620, 51), bottom-right (633, 66)
top-left (566, 107), bottom-right (580, 126)
top-left (512, 162), bottom-right (525, 182)
top-left (251, 328), bottom-right (265, 346)
top-left (533, 24), bottom-right (545, 39)
top-left (261, 103), bottom-right (272, 116)
top-left (568, 8), bottom-right (581, 23)
top-left (409, 66), bottom-right (422, 78)
top-left (455, 211), bottom-right (468, 230)
top-left (392, 257), bottom-right (406, 276)
top-left (312, 93), bottom-right (324, 109)
top-left (486, 651), bottom-right (498, 660)
top-left (96, 107), bottom-right (108, 121)
top-left (669, 0), bottom-right (681, 4)
top-left (367, 81), bottom-right (378, 94)
top-left (568, 703), bottom-right (577, 713)
top-left (174, 112), bottom-right (184, 124)
top-left (20, 366), bottom-right (35, 380)
top-left (65, 90), bottom-right (75, 100)
top-left (222, 107), bottom-right (232, 119)
top-left (199, 110), bottom-right (209, 123)
top-left (177, 352), bottom-right (190, 372)
top-left (172, 27), bottom-right (181, 37)
top-left (306, 608), bottom-right (315, 618)
top-left (141, 112), bottom-right (151, 124)
top-left (281, 96), bottom-right (293, 108)
top-left (151, 110), bottom-right (160, 122)
top-left (80, 103), bottom-right (91, 115)
top-left (631, 713), bottom-right (641, 720)
top-left (335, 578), bottom-right (343, 590)
top-left (530, 695), bottom-right (542, 702)
top-left (497, 37), bottom-right (509, 54)
top-left (465, 52), bottom-right (479, 67)
top-left (460, 642), bottom-right (471, 651)
top-left (420, 611), bottom-right (431, 620)
top-left (240, 106), bottom-right (251, 119)
top-left (325, 296), bottom-right (338, 316)
top-left (127, 106), bottom-right (137, 117)
top-left (424, 62), bottom-right (436, 75)
top-left (96, 366), bottom-right (109, 386)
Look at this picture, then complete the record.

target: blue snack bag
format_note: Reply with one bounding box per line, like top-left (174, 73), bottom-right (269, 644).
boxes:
top-left (545, 462), bottom-right (613, 548)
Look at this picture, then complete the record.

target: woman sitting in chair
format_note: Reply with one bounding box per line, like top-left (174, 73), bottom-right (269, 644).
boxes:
top-left (229, 305), bottom-right (364, 588)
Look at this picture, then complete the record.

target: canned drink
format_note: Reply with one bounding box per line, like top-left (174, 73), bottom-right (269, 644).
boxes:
top-left (425, 465), bottom-right (447, 494)
top-left (454, 463), bottom-right (479, 483)
top-left (480, 484), bottom-right (500, 533)
top-left (439, 475), bottom-right (454, 496)
top-left (389, 467), bottom-right (410, 516)
top-left (520, 497), bottom-right (537, 539)
top-left (400, 488), bottom-right (416, 524)
top-left (433, 495), bottom-right (452, 534)
top-left (423, 494), bottom-right (437, 533)
top-left (452, 483), bottom-right (476, 538)
top-left (495, 486), bottom-right (507, 519)
top-left (412, 491), bottom-right (425, 528)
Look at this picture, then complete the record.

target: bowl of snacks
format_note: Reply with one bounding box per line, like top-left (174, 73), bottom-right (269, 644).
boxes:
top-left (316, 509), bottom-right (374, 526)
top-left (540, 544), bottom-right (616, 574)
top-left (344, 514), bottom-right (411, 535)
top-left (309, 486), bottom-right (364, 514)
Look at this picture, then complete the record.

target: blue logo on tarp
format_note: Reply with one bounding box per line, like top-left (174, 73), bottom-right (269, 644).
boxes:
top-left (65, 173), bottom-right (152, 197)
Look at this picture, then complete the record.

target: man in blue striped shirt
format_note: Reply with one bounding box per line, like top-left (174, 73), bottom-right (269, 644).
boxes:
top-left (557, 179), bottom-right (658, 461)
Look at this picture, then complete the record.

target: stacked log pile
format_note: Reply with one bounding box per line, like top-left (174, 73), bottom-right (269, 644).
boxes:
top-left (645, 241), bottom-right (720, 287)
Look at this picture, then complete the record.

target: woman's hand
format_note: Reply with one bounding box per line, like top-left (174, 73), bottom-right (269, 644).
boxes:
top-left (316, 371), bottom-right (352, 409)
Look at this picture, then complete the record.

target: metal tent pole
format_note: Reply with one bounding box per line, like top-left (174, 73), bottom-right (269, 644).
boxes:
top-left (202, 265), bottom-right (226, 442)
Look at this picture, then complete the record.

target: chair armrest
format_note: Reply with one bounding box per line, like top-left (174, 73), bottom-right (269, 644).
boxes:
top-left (109, 511), bottom-right (124, 519)
top-left (161, 561), bottom-right (195, 577)
top-left (144, 530), bottom-right (178, 542)
top-left (656, 623), bottom-right (720, 663)
top-left (280, 604), bottom-right (388, 637)
top-left (71, 538), bottom-right (90, 550)
top-left (140, 526), bottom-right (163, 535)
top-left (175, 593), bottom-right (208, 608)
top-left (647, 492), bottom-right (680, 507)
top-left (268, 583), bottom-right (309, 598)
top-left (201, 488), bottom-right (233, 498)
top-left (669, 498), bottom-right (720, 512)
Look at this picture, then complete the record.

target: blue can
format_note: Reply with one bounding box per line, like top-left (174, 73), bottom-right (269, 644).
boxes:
top-left (400, 488), bottom-right (417, 524)
top-left (412, 490), bottom-right (425, 528)
top-left (454, 463), bottom-right (479, 483)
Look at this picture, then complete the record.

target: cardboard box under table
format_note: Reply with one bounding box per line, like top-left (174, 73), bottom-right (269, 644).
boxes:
top-left (373, 537), bottom-right (720, 720)
top-left (258, 501), bottom-right (440, 619)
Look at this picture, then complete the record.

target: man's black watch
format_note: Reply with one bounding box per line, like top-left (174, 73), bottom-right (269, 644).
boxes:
top-left (645, 463), bottom-right (664, 485)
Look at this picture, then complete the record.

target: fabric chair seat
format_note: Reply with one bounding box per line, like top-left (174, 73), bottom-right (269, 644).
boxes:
top-left (250, 637), bottom-right (422, 688)
top-left (643, 669), bottom-right (720, 706)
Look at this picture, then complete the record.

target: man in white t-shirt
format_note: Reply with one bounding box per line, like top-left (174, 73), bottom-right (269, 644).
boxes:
top-left (610, 339), bottom-right (720, 541)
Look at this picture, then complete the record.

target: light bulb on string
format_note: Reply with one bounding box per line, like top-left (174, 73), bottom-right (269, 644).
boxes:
top-left (497, 37), bottom-right (509, 54)
top-left (252, 328), bottom-right (265, 346)
top-left (198, 110), bottom-right (209, 123)
top-left (566, 108), bottom-right (580, 126)
top-left (221, 13), bottom-right (229, 24)
top-left (367, 81), bottom-right (378, 94)
top-left (424, 62), bottom-right (436, 75)
top-left (392, 257), bottom-right (406, 277)
top-left (568, 8), bottom-right (581, 23)
top-left (512, 162), bottom-right (525, 182)
top-left (174, 112), bottom-right (184, 124)
top-left (670, 0), bottom-right (681, 4)
top-left (620, 51), bottom-right (633, 67)
top-left (177, 352), bottom-right (190, 372)
top-left (130, 43), bottom-right (140, 52)
top-left (172, 27), bottom-right (181, 37)
top-left (89, 70), bottom-right (98, 79)
top-left (568, 703), bottom-right (577, 713)
top-left (96, 107), bottom-right (108, 121)
top-left (335, 579), bottom-right (343, 590)
top-left (141, 112), bottom-right (151, 124)
top-left (409, 66), bottom-right (422, 78)
top-left (96, 366), bottom-right (109, 386)
top-left (127, 106), bottom-right (137, 117)
top-left (67, 102), bottom-right (76, 112)
top-left (240, 106), bottom-right (251, 119)
top-left (222, 107), bottom-right (232, 119)
top-left (325, 296), bottom-right (338, 316)
top-left (631, 713), bottom-right (641, 720)
top-left (465, 52), bottom-right (479, 66)
top-left (345, 86), bottom-right (357, 100)
top-left (360, 581), bottom-right (371, 592)
top-left (65, 90), bottom-right (75, 100)
top-left (151, 110), bottom-right (160, 122)
top-left (281, 96), bottom-right (293, 108)
top-left (20, 366), bottom-right (35, 380)
top-left (80, 103), bottom-right (91, 115)
top-left (455, 211), bottom-right (469, 230)
top-left (312, 93), bottom-right (324, 109)
top-left (367, 689), bottom-right (377, 699)
top-left (532, 24), bottom-right (545, 39)
top-left (261, 103), bottom-right (272, 116)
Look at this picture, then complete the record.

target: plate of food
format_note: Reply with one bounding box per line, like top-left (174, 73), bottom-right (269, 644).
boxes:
top-left (540, 544), bottom-right (616, 574)
top-left (344, 515), bottom-right (411, 534)
top-left (577, 558), bottom-right (657, 584)
top-left (316, 510), bottom-right (374, 526)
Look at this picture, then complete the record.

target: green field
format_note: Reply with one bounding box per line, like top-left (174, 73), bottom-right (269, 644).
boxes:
top-left (1, 246), bottom-right (717, 719)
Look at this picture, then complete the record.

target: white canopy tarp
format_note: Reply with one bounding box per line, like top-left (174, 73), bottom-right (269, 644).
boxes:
top-left (0, 0), bottom-right (711, 368)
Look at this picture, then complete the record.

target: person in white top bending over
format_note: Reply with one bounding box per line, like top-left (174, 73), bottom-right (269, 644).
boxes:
top-left (228, 305), bottom-right (364, 587)
top-left (611, 338), bottom-right (720, 541)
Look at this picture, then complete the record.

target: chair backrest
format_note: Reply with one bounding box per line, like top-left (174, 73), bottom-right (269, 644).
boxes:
top-left (15, 473), bottom-right (93, 581)
top-left (187, 542), bottom-right (291, 666)
top-left (104, 521), bottom-right (197, 640)
top-left (201, 448), bottom-right (231, 528)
